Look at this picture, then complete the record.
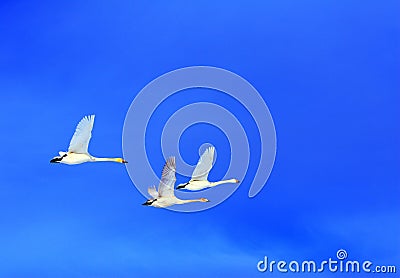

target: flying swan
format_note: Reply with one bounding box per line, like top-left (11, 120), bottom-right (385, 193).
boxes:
top-left (176, 146), bottom-right (239, 191)
top-left (50, 115), bottom-right (127, 165)
top-left (142, 157), bottom-right (209, 208)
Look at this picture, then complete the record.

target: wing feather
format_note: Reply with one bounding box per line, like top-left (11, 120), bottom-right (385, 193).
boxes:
top-left (148, 186), bottom-right (159, 199)
top-left (158, 157), bottom-right (176, 197)
top-left (191, 146), bottom-right (215, 181)
top-left (68, 115), bottom-right (95, 154)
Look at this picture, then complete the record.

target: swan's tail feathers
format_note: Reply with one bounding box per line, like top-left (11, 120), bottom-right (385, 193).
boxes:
top-left (51, 152), bottom-right (68, 163)
top-left (50, 157), bottom-right (61, 163)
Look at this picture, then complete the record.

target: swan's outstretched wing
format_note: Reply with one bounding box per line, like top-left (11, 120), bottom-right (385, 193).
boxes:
top-left (191, 146), bottom-right (215, 181)
top-left (68, 115), bottom-right (95, 154)
top-left (158, 157), bottom-right (176, 197)
top-left (148, 185), bottom-right (159, 199)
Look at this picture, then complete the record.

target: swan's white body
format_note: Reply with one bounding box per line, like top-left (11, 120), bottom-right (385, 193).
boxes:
top-left (176, 147), bottom-right (239, 191)
top-left (56, 152), bottom-right (125, 165)
top-left (179, 179), bottom-right (240, 191)
top-left (142, 157), bottom-right (209, 208)
top-left (50, 115), bottom-right (127, 165)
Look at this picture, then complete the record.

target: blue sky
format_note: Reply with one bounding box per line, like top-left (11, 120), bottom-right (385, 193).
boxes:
top-left (0, 1), bottom-right (399, 277)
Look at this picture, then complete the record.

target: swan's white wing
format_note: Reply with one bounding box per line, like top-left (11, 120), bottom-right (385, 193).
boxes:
top-left (68, 115), bottom-right (95, 154)
top-left (158, 157), bottom-right (176, 197)
top-left (148, 185), bottom-right (159, 199)
top-left (191, 146), bottom-right (215, 181)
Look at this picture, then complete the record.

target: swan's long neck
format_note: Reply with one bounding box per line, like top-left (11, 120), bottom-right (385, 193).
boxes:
top-left (92, 157), bottom-right (124, 163)
top-left (210, 179), bottom-right (238, 187)
top-left (176, 199), bottom-right (206, 204)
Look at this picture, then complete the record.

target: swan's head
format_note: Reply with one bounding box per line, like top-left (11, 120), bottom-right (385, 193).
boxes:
top-left (115, 158), bottom-right (128, 163)
top-left (199, 198), bottom-right (209, 202)
top-left (142, 199), bottom-right (156, 206)
top-left (234, 179), bottom-right (240, 183)
top-left (176, 182), bottom-right (189, 190)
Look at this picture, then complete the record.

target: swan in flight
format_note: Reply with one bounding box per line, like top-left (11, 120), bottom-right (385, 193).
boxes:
top-left (50, 115), bottom-right (127, 165)
top-left (176, 146), bottom-right (239, 191)
top-left (142, 157), bottom-right (209, 208)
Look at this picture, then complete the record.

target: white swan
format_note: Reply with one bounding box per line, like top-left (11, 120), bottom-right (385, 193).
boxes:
top-left (50, 115), bottom-right (127, 165)
top-left (176, 146), bottom-right (239, 191)
top-left (142, 157), bottom-right (209, 208)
